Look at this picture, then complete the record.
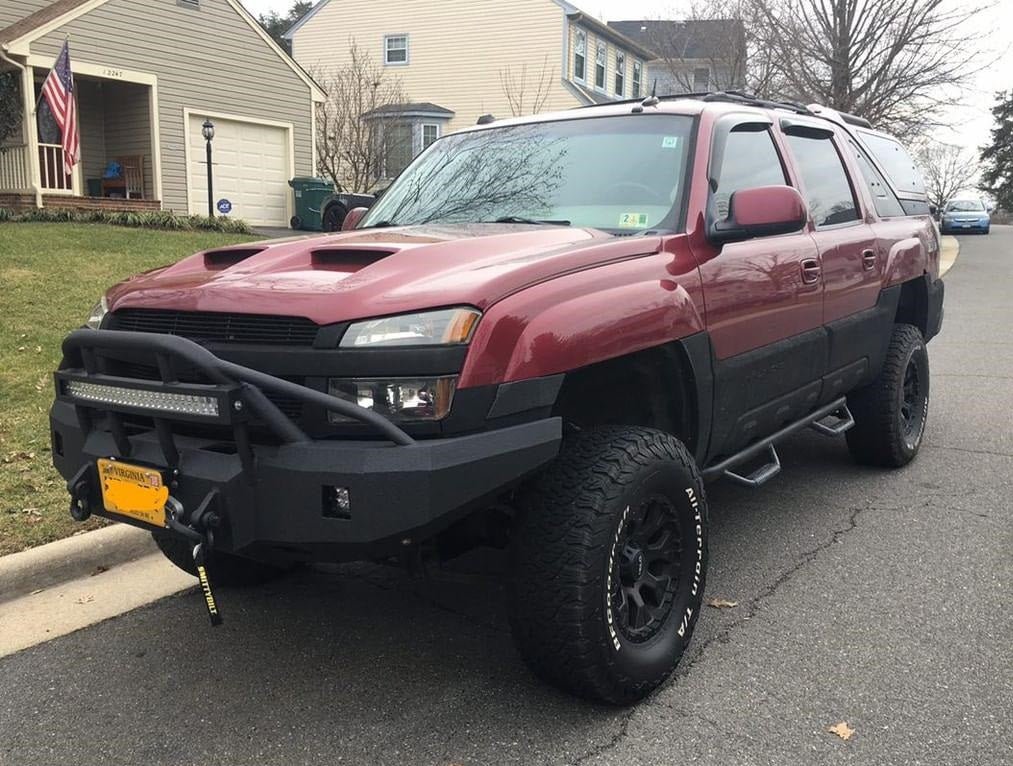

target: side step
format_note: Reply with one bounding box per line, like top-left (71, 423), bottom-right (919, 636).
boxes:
top-left (701, 397), bottom-right (850, 488)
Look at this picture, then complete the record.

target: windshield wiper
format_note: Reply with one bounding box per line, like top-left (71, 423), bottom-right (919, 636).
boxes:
top-left (491, 216), bottom-right (571, 226)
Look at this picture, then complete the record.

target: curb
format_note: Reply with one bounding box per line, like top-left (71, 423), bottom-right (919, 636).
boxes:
top-left (939, 235), bottom-right (960, 277)
top-left (0, 523), bottom-right (155, 605)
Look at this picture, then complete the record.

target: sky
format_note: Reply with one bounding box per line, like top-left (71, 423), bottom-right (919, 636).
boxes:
top-left (242, 0), bottom-right (1013, 156)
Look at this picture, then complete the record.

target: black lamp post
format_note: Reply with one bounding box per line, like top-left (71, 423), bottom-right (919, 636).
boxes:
top-left (202, 118), bottom-right (215, 217)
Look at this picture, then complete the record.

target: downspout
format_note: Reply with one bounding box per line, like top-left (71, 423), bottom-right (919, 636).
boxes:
top-left (0, 45), bottom-right (43, 209)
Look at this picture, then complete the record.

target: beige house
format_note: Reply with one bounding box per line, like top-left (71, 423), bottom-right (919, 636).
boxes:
top-left (0, 0), bottom-right (324, 226)
top-left (286, 0), bottom-right (656, 178)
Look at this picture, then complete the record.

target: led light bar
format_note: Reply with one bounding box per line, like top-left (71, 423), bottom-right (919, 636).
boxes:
top-left (63, 380), bottom-right (220, 417)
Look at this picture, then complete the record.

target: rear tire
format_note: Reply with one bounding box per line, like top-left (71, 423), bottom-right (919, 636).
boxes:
top-left (290, 215), bottom-right (303, 230)
top-left (152, 530), bottom-right (294, 587)
top-left (846, 323), bottom-right (929, 468)
top-left (509, 426), bottom-right (708, 705)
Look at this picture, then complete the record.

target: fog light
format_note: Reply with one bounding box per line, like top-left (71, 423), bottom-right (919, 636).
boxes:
top-left (326, 376), bottom-right (456, 423)
top-left (64, 380), bottom-right (220, 417)
top-left (322, 486), bottom-right (351, 519)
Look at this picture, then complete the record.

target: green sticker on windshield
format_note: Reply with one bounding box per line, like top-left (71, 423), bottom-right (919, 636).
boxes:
top-left (619, 212), bottom-right (649, 228)
top-left (662, 136), bottom-right (679, 148)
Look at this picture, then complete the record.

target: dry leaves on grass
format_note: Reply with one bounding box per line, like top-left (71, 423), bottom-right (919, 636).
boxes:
top-left (828, 721), bottom-right (855, 740)
top-left (706, 597), bottom-right (739, 609)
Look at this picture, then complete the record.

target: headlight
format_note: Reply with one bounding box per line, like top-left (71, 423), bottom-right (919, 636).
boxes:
top-left (327, 376), bottom-right (456, 423)
top-left (339, 307), bottom-right (480, 348)
top-left (85, 296), bottom-right (108, 329)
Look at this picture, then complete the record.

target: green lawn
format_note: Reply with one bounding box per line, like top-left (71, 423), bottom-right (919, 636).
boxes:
top-left (0, 223), bottom-right (258, 555)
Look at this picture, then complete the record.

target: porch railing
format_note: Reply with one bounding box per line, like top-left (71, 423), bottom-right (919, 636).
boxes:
top-left (0, 144), bottom-right (30, 191)
top-left (39, 143), bottom-right (72, 192)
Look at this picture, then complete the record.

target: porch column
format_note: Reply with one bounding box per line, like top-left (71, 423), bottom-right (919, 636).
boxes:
top-left (20, 63), bottom-right (42, 208)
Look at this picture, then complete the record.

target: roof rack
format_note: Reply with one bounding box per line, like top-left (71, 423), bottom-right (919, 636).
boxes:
top-left (836, 110), bottom-right (873, 129)
top-left (579, 89), bottom-right (815, 116)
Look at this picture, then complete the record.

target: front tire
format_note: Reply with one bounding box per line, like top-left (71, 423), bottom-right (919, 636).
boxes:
top-left (510, 426), bottom-right (708, 705)
top-left (152, 530), bottom-right (295, 587)
top-left (846, 323), bottom-right (929, 467)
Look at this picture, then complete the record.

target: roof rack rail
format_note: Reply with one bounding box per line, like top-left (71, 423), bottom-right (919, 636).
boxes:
top-left (836, 110), bottom-right (873, 129)
top-left (578, 89), bottom-right (815, 116)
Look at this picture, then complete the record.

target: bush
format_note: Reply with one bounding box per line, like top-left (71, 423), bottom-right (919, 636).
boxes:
top-left (0, 207), bottom-right (254, 234)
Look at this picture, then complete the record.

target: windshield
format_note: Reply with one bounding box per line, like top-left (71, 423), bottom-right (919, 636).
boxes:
top-left (360, 115), bottom-right (694, 233)
top-left (946, 200), bottom-right (984, 212)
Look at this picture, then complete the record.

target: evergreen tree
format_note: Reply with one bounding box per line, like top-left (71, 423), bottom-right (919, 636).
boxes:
top-left (980, 91), bottom-right (1013, 212)
top-left (257, 1), bottom-right (313, 54)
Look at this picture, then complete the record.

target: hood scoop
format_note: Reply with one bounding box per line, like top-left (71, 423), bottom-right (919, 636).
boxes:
top-left (203, 248), bottom-right (265, 270)
top-left (311, 247), bottom-right (398, 272)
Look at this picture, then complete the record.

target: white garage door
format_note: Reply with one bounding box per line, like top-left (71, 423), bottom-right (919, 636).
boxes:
top-left (187, 114), bottom-right (290, 226)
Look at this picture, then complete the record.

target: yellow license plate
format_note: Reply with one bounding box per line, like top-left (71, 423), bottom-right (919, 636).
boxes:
top-left (97, 458), bottom-right (169, 527)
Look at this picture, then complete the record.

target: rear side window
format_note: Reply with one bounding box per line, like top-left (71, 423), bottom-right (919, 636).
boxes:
top-left (714, 126), bottom-right (787, 219)
top-left (857, 130), bottom-right (926, 196)
top-left (848, 140), bottom-right (905, 218)
top-left (785, 133), bottom-right (859, 227)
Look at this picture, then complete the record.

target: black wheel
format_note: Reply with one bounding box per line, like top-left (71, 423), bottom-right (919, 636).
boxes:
top-left (322, 204), bottom-right (346, 232)
top-left (290, 215), bottom-right (303, 230)
top-left (846, 323), bottom-right (929, 468)
top-left (510, 426), bottom-right (708, 705)
top-left (151, 530), bottom-right (295, 587)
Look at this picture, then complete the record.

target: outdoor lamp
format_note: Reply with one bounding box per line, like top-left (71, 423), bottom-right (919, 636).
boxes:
top-left (202, 119), bottom-right (215, 217)
top-left (202, 119), bottom-right (215, 141)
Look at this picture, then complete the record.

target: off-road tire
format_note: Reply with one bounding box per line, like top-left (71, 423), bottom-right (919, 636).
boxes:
top-left (510, 426), bottom-right (708, 705)
top-left (846, 323), bottom-right (929, 467)
top-left (151, 530), bottom-right (294, 587)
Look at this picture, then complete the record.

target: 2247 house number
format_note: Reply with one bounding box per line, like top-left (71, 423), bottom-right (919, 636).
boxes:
top-left (102, 68), bottom-right (124, 79)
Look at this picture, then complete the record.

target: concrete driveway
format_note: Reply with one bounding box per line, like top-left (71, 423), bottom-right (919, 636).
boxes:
top-left (1, 229), bottom-right (1010, 766)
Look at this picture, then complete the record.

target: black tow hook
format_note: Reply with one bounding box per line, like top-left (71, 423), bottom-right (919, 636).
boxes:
top-left (165, 496), bottom-right (223, 627)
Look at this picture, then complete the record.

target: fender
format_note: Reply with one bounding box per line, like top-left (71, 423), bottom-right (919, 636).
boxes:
top-left (883, 219), bottom-right (939, 287)
top-left (459, 237), bottom-right (705, 388)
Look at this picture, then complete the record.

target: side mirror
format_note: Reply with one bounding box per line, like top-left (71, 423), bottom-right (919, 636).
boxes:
top-left (708, 185), bottom-right (808, 244)
top-left (341, 207), bottom-right (369, 231)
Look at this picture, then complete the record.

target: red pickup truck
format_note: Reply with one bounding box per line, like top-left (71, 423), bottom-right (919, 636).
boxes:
top-left (51, 92), bottom-right (942, 705)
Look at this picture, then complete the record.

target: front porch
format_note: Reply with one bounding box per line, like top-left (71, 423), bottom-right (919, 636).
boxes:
top-left (0, 63), bottom-right (161, 212)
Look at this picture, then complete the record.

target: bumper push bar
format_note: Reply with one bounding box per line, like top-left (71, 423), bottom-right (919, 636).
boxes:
top-left (53, 330), bottom-right (562, 625)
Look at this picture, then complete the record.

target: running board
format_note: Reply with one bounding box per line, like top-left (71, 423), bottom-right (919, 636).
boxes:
top-left (701, 397), bottom-right (849, 487)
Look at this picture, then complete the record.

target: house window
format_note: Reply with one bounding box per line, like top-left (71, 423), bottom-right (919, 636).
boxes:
top-left (615, 51), bottom-right (625, 96)
top-left (594, 41), bottom-right (606, 90)
top-left (384, 35), bottom-right (408, 65)
top-left (574, 30), bottom-right (586, 81)
top-left (693, 67), bottom-right (710, 91)
top-left (632, 60), bottom-right (642, 97)
top-left (422, 123), bottom-right (440, 150)
top-left (383, 122), bottom-right (414, 177)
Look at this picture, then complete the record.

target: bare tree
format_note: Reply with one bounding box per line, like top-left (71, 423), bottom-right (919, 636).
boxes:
top-left (915, 139), bottom-right (979, 211)
top-left (313, 44), bottom-right (407, 192)
top-left (499, 55), bottom-right (555, 117)
top-left (748, 0), bottom-right (988, 140)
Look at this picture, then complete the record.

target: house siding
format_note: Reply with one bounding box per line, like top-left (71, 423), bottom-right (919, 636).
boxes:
top-left (103, 81), bottom-right (153, 196)
top-left (0, 0), bottom-right (53, 30)
top-left (27, 0), bottom-right (314, 212)
top-left (566, 21), bottom-right (643, 100)
top-left (291, 0), bottom-right (580, 133)
top-left (75, 78), bottom-right (106, 185)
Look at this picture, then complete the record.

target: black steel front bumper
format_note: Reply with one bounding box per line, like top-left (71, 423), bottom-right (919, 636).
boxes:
top-left (50, 330), bottom-right (561, 562)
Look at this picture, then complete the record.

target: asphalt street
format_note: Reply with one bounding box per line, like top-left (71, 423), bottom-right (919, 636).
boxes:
top-left (2, 229), bottom-right (1011, 766)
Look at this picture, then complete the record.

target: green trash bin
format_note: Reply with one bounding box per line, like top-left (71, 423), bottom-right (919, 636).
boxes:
top-left (288, 177), bottom-right (335, 231)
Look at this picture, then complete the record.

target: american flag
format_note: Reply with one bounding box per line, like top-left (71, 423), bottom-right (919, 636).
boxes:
top-left (41, 41), bottom-right (79, 174)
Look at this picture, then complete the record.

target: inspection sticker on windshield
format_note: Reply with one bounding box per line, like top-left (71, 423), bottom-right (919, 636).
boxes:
top-left (619, 212), bottom-right (649, 228)
top-left (662, 136), bottom-right (680, 148)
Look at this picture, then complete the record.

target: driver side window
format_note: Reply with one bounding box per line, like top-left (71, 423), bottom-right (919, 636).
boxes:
top-left (715, 127), bottom-right (788, 219)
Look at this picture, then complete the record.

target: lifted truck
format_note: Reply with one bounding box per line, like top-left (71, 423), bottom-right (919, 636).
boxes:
top-left (51, 92), bottom-right (943, 705)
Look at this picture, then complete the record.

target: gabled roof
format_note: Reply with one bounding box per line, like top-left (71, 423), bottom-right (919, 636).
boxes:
top-left (0, 0), bottom-right (99, 46)
top-left (0, 0), bottom-right (324, 101)
top-left (607, 19), bottom-right (746, 61)
top-left (363, 102), bottom-right (455, 119)
top-left (565, 11), bottom-right (657, 61)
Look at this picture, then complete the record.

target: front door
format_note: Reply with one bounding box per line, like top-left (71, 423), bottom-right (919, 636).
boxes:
top-left (693, 119), bottom-right (824, 460)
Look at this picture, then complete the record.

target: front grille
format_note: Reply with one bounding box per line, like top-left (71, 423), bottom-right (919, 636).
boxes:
top-left (109, 360), bottom-right (304, 420)
top-left (109, 309), bottom-right (320, 346)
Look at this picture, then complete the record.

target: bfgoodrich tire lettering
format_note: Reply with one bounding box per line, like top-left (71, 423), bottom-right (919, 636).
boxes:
top-left (509, 426), bottom-right (709, 705)
top-left (846, 323), bottom-right (930, 467)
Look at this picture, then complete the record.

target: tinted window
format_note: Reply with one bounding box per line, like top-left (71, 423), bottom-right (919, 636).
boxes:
top-left (849, 140), bottom-right (905, 218)
top-left (786, 133), bottom-right (859, 226)
top-left (714, 127), bottom-right (787, 219)
top-left (857, 130), bottom-right (926, 195)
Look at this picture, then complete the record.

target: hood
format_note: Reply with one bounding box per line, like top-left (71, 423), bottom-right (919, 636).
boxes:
top-left (107, 224), bottom-right (662, 325)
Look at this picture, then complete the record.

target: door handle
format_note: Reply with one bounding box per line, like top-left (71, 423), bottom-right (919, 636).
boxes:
top-left (861, 249), bottom-right (877, 270)
top-left (800, 258), bottom-right (821, 284)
